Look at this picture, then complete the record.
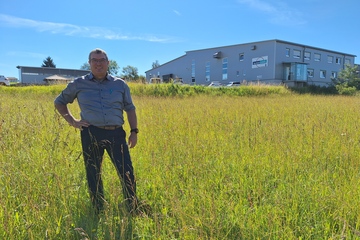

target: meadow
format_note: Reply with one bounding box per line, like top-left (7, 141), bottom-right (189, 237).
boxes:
top-left (1, 84), bottom-right (360, 239)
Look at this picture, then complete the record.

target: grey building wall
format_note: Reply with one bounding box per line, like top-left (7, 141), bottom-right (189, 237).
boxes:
top-left (277, 41), bottom-right (355, 86)
top-left (16, 66), bottom-right (90, 85)
top-left (147, 55), bottom-right (189, 82)
top-left (186, 41), bottom-right (278, 84)
top-left (145, 39), bottom-right (356, 87)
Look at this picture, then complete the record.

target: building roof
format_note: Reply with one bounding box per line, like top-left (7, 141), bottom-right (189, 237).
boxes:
top-left (16, 65), bottom-right (90, 71)
top-left (44, 74), bottom-right (70, 80)
top-left (186, 39), bottom-right (357, 57)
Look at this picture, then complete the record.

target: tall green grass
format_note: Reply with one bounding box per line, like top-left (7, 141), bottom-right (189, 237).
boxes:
top-left (1, 85), bottom-right (360, 239)
top-left (1, 83), bottom-right (291, 97)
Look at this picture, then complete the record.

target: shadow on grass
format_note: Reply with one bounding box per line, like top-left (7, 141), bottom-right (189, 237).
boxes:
top-left (289, 85), bottom-right (338, 95)
top-left (72, 202), bottom-right (134, 239)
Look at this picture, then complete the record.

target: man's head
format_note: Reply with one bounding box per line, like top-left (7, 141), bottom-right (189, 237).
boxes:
top-left (88, 48), bottom-right (110, 80)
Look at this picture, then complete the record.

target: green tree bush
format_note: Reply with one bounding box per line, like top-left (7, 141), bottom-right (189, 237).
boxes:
top-left (80, 60), bottom-right (119, 76)
top-left (331, 65), bottom-right (360, 95)
top-left (42, 56), bottom-right (56, 68)
top-left (121, 65), bottom-right (139, 81)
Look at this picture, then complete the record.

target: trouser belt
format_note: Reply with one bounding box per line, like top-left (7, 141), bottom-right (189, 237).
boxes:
top-left (95, 125), bottom-right (122, 130)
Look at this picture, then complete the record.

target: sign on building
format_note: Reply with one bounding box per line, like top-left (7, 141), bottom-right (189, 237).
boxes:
top-left (252, 56), bottom-right (268, 68)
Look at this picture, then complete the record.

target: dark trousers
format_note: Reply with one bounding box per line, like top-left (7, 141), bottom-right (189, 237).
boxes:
top-left (80, 125), bottom-right (137, 212)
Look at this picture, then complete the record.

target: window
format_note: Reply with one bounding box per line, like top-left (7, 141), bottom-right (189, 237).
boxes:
top-left (239, 53), bottom-right (244, 61)
top-left (295, 63), bottom-right (307, 81)
top-left (293, 50), bottom-right (301, 59)
top-left (314, 53), bottom-right (321, 61)
top-left (283, 63), bottom-right (306, 81)
top-left (336, 57), bottom-right (341, 64)
top-left (307, 68), bottom-right (314, 78)
top-left (331, 71), bottom-right (337, 79)
top-left (191, 60), bottom-right (195, 77)
top-left (304, 52), bottom-right (311, 60)
top-left (327, 55), bottom-right (333, 63)
top-left (285, 48), bottom-right (290, 57)
top-left (222, 58), bottom-right (228, 81)
top-left (205, 61), bottom-right (210, 82)
top-left (191, 60), bottom-right (195, 83)
top-left (320, 70), bottom-right (326, 78)
top-left (345, 59), bottom-right (351, 65)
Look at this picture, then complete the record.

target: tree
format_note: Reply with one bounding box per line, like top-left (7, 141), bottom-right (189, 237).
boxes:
top-left (121, 65), bottom-right (139, 81)
top-left (80, 62), bottom-right (90, 70)
top-left (152, 60), bottom-right (160, 69)
top-left (80, 60), bottom-right (119, 76)
top-left (137, 75), bottom-right (146, 84)
top-left (108, 60), bottom-right (119, 76)
top-left (331, 65), bottom-right (360, 95)
top-left (42, 56), bottom-right (56, 68)
top-left (332, 65), bottom-right (360, 87)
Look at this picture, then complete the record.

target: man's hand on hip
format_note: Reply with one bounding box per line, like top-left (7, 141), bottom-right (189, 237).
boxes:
top-left (71, 119), bottom-right (90, 130)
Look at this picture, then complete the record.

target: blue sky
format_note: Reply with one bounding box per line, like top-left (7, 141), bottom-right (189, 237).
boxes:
top-left (0, 0), bottom-right (359, 79)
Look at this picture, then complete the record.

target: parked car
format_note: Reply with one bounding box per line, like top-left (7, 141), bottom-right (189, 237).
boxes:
top-left (226, 81), bottom-right (241, 87)
top-left (208, 81), bottom-right (222, 87)
top-left (0, 75), bottom-right (10, 86)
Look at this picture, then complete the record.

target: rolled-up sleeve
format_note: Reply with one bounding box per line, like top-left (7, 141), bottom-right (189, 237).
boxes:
top-left (54, 81), bottom-right (77, 105)
top-left (123, 84), bottom-right (136, 112)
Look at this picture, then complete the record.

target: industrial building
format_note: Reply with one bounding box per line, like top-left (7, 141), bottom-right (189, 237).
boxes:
top-left (16, 66), bottom-right (90, 85)
top-left (145, 39), bottom-right (357, 87)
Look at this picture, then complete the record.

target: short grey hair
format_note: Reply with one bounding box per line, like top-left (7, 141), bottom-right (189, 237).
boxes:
top-left (88, 48), bottom-right (108, 61)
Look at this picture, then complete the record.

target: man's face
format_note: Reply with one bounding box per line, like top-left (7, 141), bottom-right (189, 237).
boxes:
top-left (89, 52), bottom-right (109, 79)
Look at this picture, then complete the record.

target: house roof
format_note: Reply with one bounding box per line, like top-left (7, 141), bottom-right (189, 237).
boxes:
top-left (44, 74), bottom-right (70, 80)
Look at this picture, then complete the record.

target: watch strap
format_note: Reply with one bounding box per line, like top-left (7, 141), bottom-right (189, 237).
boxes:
top-left (130, 128), bottom-right (139, 133)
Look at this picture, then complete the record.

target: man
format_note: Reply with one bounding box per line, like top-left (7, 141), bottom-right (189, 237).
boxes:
top-left (54, 48), bottom-right (139, 214)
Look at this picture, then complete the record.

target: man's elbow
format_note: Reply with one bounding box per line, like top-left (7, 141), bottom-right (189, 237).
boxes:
top-left (54, 102), bottom-right (66, 111)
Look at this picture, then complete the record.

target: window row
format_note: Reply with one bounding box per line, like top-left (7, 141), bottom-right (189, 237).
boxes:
top-left (286, 48), bottom-right (351, 65)
top-left (307, 68), bottom-right (337, 79)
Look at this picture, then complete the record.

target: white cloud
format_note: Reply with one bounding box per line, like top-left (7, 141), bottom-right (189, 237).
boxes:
top-left (237, 0), bottom-right (306, 25)
top-left (7, 51), bottom-right (46, 59)
top-left (173, 10), bottom-right (181, 16)
top-left (0, 14), bottom-right (174, 42)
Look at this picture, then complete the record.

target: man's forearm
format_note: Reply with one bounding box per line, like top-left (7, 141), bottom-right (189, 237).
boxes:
top-left (55, 103), bottom-right (74, 125)
top-left (126, 110), bottom-right (137, 129)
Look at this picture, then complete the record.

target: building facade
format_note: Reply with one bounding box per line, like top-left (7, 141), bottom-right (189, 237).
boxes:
top-left (145, 39), bottom-right (357, 87)
top-left (16, 66), bottom-right (90, 85)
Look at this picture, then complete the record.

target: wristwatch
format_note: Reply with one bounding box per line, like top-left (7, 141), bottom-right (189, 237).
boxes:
top-left (130, 128), bottom-right (139, 134)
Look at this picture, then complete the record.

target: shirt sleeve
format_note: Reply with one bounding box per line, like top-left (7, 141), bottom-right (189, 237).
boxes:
top-left (54, 80), bottom-right (78, 105)
top-left (123, 83), bottom-right (136, 112)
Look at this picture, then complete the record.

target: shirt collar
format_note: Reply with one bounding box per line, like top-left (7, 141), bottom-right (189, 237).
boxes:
top-left (88, 72), bottom-right (112, 81)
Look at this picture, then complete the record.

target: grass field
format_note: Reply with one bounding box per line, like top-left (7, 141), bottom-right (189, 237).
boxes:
top-left (1, 85), bottom-right (360, 239)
